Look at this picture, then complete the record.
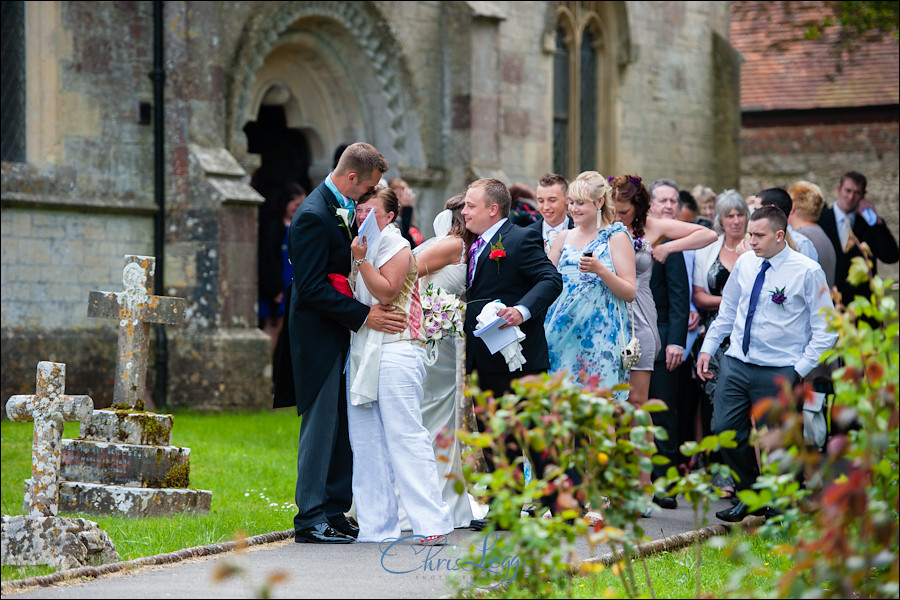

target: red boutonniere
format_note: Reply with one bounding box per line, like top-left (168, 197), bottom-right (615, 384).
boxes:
top-left (489, 236), bottom-right (506, 272)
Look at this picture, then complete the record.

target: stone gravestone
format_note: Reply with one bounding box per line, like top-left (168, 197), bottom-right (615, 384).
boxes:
top-left (58, 255), bottom-right (212, 518)
top-left (1, 362), bottom-right (119, 569)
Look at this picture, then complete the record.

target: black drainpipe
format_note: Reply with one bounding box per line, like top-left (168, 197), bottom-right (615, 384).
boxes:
top-left (150, 0), bottom-right (168, 409)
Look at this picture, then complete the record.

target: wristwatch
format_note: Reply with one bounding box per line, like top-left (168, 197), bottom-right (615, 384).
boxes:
top-left (353, 258), bottom-right (367, 268)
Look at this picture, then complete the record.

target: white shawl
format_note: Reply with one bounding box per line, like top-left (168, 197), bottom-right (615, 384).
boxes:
top-left (347, 226), bottom-right (410, 406)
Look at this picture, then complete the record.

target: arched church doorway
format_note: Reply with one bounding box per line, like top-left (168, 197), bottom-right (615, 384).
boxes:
top-left (244, 103), bottom-right (312, 216)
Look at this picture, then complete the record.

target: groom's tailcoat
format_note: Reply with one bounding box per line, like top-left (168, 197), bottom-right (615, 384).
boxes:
top-left (464, 221), bottom-right (562, 389)
top-left (274, 181), bottom-right (369, 414)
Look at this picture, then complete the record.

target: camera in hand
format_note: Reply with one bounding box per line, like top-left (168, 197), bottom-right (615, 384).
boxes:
top-left (583, 251), bottom-right (593, 257)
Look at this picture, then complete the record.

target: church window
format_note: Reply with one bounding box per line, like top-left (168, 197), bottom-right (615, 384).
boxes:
top-left (553, 2), bottom-right (607, 179)
top-left (1, 0), bottom-right (26, 163)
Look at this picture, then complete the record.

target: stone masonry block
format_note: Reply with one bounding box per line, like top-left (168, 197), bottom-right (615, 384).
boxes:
top-left (59, 439), bottom-right (189, 488)
top-left (79, 408), bottom-right (173, 445)
top-left (57, 481), bottom-right (212, 518)
top-left (1, 514), bottom-right (119, 569)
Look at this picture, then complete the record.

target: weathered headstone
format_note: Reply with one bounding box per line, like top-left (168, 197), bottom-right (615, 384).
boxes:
top-left (1, 362), bottom-right (119, 569)
top-left (56, 255), bottom-right (212, 518)
top-left (87, 255), bottom-right (185, 409)
top-left (6, 362), bottom-right (93, 517)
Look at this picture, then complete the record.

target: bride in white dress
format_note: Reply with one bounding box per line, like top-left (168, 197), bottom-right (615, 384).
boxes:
top-left (409, 194), bottom-right (481, 529)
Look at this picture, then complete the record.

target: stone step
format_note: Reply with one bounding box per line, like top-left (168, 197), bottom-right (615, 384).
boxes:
top-left (52, 480), bottom-right (212, 518)
top-left (79, 409), bottom-right (173, 446)
top-left (60, 439), bottom-right (190, 488)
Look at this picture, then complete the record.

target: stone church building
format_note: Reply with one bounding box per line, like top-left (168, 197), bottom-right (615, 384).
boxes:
top-left (1, 1), bottom-right (739, 411)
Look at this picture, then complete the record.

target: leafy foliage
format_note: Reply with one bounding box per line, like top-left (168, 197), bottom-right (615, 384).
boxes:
top-left (711, 253), bottom-right (899, 598)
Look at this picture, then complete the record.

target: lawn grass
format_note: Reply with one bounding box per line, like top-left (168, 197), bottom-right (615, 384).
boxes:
top-left (473, 533), bottom-right (789, 599)
top-left (2, 408), bottom-right (301, 581)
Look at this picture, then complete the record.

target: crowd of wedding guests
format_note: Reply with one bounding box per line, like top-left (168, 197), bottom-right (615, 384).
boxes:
top-left (275, 141), bottom-right (899, 544)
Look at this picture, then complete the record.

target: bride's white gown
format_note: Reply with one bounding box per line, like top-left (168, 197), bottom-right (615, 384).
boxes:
top-left (397, 236), bottom-right (477, 529)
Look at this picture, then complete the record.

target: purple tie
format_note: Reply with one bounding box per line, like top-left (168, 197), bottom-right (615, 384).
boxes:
top-left (742, 260), bottom-right (771, 355)
top-left (467, 238), bottom-right (485, 287)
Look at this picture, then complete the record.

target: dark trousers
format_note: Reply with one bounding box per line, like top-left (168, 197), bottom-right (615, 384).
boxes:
top-left (473, 369), bottom-right (582, 514)
top-left (711, 356), bottom-right (795, 492)
top-left (293, 355), bottom-right (353, 531)
top-left (648, 359), bottom-right (683, 482)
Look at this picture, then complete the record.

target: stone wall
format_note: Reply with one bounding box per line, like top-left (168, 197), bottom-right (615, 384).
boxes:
top-left (616, 1), bottom-right (736, 191)
top-left (2, 1), bottom-right (736, 411)
top-left (740, 119), bottom-right (900, 282)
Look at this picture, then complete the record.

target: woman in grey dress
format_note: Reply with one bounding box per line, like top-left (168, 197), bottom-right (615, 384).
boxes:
top-left (609, 175), bottom-right (718, 408)
top-left (409, 195), bottom-right (479, 529)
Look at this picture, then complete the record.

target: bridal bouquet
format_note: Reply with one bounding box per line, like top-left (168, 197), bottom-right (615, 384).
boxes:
top-left (420, 283), bottom-right (464, 365)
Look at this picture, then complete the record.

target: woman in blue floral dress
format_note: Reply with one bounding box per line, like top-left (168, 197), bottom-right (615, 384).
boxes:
top-left (544, 171), bottom-right (636, 393)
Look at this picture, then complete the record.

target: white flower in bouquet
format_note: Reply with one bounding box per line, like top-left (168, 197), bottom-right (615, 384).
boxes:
top-left (420, 283), bottom-right (464, 365)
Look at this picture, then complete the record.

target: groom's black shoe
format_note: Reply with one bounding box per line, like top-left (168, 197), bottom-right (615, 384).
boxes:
top-left (467, 519), bottom-right (488, 531)
top-left (294, 522), bottom-right (354, 544)
top-left (327, 516), bottom-right (359, 539)
top-left (715, 501), bottom-right (779, 523)
top-left (652, 494), bottom-right (677, 510)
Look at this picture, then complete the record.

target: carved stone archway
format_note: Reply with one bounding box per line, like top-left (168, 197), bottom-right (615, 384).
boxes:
top-left (227, 1), bottom-right (426, 181)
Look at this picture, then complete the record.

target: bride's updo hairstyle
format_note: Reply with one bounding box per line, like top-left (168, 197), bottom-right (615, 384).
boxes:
top-left (569, 171), bottom-right (615, 225)
top-left (443, 193), bottom-right (477, 251)
top-left (358, 185), bottom-right (399, 222)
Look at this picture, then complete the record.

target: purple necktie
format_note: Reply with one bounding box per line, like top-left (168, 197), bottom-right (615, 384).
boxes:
top-left (742, 260), bottom-right (771, 355)
top-left (467, 238), bottom-right (485, 287)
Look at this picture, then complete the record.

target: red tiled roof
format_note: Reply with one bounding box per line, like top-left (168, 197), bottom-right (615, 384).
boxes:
top-left (730, 1), bottom-right (899, 111)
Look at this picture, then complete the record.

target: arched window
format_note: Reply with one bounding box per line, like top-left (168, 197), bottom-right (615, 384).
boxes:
top-left (552, 27), bottom-right (569, 177)
top-left (1, 0), bottom-right (26, 162)
top-left (552, 3), bottom-right (610, 179)
top-left (579, 28), bottom-right (597, 173)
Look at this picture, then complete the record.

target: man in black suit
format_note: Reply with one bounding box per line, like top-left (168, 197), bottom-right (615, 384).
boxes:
top-left (528, 173), bottom-right (573, 254)
top-left (646, 179), bottom-right (690, 511)
top-left (817, 171), bottom-right (898, 304)
top-left (462, 178), bottom-right (562, 463)
top-left (282, 142), bottom-right (405, 544)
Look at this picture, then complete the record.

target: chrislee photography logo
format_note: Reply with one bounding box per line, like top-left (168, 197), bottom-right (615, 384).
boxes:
top-left (379, 532), bottom-right (519, 589)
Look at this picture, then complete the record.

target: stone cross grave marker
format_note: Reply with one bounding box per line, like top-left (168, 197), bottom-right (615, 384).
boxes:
top-left (6, 362), bottom-right (94, 517)
top-left (87, 255), bottom-right (185, 408)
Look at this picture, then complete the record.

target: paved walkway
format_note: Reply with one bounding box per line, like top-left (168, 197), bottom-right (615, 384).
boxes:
top-left (3, 498), bottom-right (742, 599)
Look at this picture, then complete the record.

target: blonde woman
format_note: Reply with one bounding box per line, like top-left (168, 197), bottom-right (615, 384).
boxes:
top-left (544, 171), bottom-right (636, 393)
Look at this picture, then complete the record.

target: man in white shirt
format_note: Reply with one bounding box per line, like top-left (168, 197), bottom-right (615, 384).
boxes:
top-left (697, 205), bottom-right (837, 523)
top-left (528, 173), bottom-right (573, 254)
top-left (754, 188), bottom-right (818, 262)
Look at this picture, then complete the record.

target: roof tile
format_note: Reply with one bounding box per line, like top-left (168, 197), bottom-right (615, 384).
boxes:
top-left (731, 1), bottom-right (899, 111)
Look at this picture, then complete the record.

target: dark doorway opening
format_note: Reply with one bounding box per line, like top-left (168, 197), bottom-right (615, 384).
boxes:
top-left (244, 104), bottom-right (313, 211)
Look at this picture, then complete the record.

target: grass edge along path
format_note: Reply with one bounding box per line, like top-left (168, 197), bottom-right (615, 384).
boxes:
top-left (0, 528), bottom-right (293, 595)
top-left (0, 516), bottom-right (766, 596)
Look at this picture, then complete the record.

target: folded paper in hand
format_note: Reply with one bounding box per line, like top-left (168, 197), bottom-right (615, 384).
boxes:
top-left (358, 209), bottom-right (382, 262)
top-left (474, 301), bottom-right (526, 371)
top-left (474, 316), bottom-right (520, 354)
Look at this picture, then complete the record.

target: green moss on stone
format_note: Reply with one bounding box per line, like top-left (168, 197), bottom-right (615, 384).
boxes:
top-left (139, 415), bottom-right (167, 446)
top-left (164, 463), bottom-right (190, 489)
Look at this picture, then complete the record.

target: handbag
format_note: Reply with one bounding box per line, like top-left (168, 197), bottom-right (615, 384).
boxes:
top-left (616, 299), bottom-right (641, 371)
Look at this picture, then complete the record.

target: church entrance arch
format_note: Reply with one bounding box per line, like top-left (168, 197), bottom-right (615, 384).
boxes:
top-left (228, 2), bottom-right (426, 187)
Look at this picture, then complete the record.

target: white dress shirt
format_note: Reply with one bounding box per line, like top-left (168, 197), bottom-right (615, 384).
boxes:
top-left (473, 218), bottom-right (532, 322)
top-left (541, 219), bottom-right (569, 254)
top-left (700, 244), bottom-right (837, 377)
